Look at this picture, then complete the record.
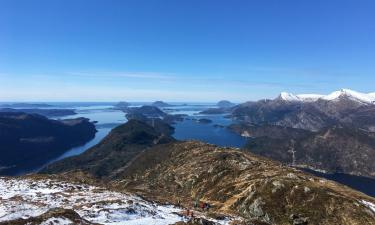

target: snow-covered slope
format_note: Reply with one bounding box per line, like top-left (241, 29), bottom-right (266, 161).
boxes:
top-left (277, 89), bottom-right (375, 104)
top-left (278, 92), bottom-right (301, 102)
top-left (0, 177), bottom-right (233, 225)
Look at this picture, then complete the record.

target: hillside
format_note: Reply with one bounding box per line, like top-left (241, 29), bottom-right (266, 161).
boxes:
top-left (229, 89), bottom-right (375, 178)
top-left (0, 112), bottom-right (96, 175)
top-left (230, 124), bottom-right (375, 178)
top-left (41, 119), bottom-right (175, 178)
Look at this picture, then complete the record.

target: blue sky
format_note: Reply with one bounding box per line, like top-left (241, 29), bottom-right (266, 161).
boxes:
top-left (1, 0), bottom-right (375, 102)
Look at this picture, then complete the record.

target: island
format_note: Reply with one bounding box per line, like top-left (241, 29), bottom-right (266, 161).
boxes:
top-left (0, 108), bottom-right (77, 117)
top-left (217, 100), bottom-right (236, 108)
top-left (151, 101), bottom-right (172, 107)
top-left (0, 103), bottom-right (54, 108)
top-left (113, 101), bottom-right (131, 109)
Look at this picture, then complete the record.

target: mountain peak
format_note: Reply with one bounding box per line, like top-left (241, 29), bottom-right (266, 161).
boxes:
top-left (322, 89), bottom-right (375, 104)
top-left (278, 92), bottom-right (300, 101)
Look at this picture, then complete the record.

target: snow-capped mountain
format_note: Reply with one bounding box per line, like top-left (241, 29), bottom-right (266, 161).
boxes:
top-left (277, 89), bottom-right (375, 104)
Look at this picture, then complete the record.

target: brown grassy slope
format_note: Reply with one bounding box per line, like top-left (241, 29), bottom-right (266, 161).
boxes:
top-left (112, 141), bottom-right (375, 225)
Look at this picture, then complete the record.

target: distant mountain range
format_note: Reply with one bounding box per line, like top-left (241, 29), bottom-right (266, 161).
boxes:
top-left (231, 89), bottom-right (375, 132)
top-left (229, 89), bottom-right (375, 178)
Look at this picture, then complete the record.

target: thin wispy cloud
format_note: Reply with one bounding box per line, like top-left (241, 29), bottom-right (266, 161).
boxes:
top-left (66, 72), bottom-right (178, 80)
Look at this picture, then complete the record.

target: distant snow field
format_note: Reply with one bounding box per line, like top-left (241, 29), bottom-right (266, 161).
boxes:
top-left (279, 89), bottom-right (375, 104)
top-left (0, 177), bottom-right (230, 225)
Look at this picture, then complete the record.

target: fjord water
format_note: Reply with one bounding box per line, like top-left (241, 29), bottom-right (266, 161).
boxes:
top-left (303, 169), bottom-right (375, 198)
top-left (173, 114), bottom-right (247, 148)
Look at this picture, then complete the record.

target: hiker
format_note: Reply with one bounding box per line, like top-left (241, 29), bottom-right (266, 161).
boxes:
top-left (205, 203), bottom-right (211, 211)
top-left (194, 200), bottom-right (198, 208)
top-left (200, 202), bottom-right (205, 209)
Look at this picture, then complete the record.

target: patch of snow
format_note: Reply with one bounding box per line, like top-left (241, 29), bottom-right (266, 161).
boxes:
top-left (279, 92), bottom-right (301, 102)
top-left (275, 89), bottom-right (375, 104)
top-left (0, 177), bottom-right (234, 225)
top-left (361, 200), bottom-right (375, 213)
top-left (321, 89), bottom-right (375, 104)
top-left (241, 131), bottom-right (251, 137)
top-left (40, 217), bottom-right (73, 225)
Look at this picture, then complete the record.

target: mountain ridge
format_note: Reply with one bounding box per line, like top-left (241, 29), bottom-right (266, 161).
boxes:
top-left (277, 89), bottom-right (375, 104)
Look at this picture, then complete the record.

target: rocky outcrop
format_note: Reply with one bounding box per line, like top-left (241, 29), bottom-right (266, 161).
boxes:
top-left (0, 112), bottom-right (96, 175)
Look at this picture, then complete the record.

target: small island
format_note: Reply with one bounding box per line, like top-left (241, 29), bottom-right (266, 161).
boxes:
top-left (124, 105), bottom-right (186, 135)
top-left (217, 100), bottom-right (236, 108)
top-left (113, 101), bottom-right (131, 109)
top-left (151, 101), bottom-right (172, 107)
top-left (0, 108), bottom-right (77, 117)
top-left (194, 118), bottom-right (212, 124)
top-left (0, 103), bottom-right (54, 108)
top-left (199, 107), bottom-right (229, 114)
top-left (199, 100), bottom-right (236, 115)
